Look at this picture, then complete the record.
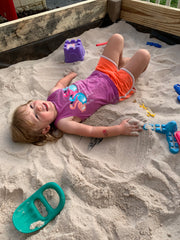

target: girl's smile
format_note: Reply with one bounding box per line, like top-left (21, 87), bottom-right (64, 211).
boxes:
top-left (24, 100), bottom-right (57, 133)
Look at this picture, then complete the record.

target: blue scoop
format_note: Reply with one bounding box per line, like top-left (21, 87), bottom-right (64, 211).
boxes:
top-left (12, 182), bottom-right (65, 233)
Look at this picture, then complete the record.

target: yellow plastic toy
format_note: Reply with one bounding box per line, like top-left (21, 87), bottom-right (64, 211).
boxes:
top-left (139, 103), bottom-right (155, 117)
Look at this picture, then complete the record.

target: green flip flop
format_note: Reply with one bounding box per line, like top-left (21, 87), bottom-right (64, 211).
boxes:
top-left (12, 182), bottom-right (65, 233)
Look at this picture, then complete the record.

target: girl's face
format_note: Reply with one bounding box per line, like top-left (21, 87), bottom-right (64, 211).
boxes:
top-left (23, 100), bottom-right (57, 134)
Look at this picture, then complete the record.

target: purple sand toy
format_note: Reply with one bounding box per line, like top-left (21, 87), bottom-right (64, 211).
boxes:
top-left (64, 39), bottom-right (85, 63)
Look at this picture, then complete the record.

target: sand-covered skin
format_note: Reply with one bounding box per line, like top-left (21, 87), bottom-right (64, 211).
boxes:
top-left (0, 21), bottom-right (180, 240)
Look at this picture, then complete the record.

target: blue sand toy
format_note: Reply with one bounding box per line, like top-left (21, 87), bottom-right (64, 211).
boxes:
top-left (143, 123), bottom-right (166, 133)
top-left (143, 121), bottom-right (179, 154)
top-left (146, 42), bottom-right (162, 48)
top-left (174, 84), bottom-right (180, 94)
top-left (64, 39), bottom-right (85, 63)
top-left (174, 84), bottom-right (180, 102)
top-left (12, 182), bottom-right (65, 233)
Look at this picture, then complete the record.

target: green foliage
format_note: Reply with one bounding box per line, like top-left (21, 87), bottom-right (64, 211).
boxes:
top-left (141, 0), bottom-right (178, 8)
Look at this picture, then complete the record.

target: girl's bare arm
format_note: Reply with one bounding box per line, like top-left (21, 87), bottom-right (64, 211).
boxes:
top-left (49, 72), bottom-right (77, 95)
top-left (57, 118), bottom-right (142, 138)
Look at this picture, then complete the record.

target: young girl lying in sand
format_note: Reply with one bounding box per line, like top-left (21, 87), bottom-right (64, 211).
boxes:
top-left (11, 33), bottom-right (150, 145)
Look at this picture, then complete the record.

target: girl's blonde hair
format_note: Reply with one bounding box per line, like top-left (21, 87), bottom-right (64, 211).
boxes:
top-left (11, 102), bottom-right (63, 145)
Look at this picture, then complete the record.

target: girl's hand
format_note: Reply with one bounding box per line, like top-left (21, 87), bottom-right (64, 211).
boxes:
top-left (49, 72), bottom-right (77, 95)
top-left (118, 119), bottom-right (143, 136)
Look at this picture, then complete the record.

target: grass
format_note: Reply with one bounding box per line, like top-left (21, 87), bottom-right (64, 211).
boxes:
top-left (141, 0), bottom-right (179, 8)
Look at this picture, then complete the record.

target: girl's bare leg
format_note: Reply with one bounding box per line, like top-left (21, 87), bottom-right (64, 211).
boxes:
top-left (124, 49), bottom-right (150, 80)
top-left (102, 34), bottom-right (127, 68)
top-left (102, 34), bottom-right (150, 79)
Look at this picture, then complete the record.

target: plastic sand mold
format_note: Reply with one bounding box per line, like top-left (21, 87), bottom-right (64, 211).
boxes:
top-left (64, 39), bottom-right (85, 63)
top-left (143, 121), bottom-right (179, 154)
top-left (12, 182), bottom-right (65, 233)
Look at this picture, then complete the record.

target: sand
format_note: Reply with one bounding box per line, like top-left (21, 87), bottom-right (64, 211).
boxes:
top-left (0, 21), bottom-right (180, 240)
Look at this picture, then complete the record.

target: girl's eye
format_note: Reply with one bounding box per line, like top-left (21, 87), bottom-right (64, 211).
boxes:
top-left (35, 114), bottom-right (39, 119)
top-left (30, 105), bottom-right (33, 109)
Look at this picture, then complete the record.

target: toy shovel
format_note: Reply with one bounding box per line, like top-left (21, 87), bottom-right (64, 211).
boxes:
top-left (12, 182), bottom-right (65, 233)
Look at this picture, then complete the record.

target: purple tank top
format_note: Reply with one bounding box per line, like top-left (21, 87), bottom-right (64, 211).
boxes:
top-left (47, 70), bottom-right (119, 127)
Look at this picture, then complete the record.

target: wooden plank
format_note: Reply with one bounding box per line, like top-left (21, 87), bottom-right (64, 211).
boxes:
top-left (107, 0), bottom-right (121, 22)
top-left (0, 0), bottom-right (107, 52)
top-left (120, 0), bottom-right (180, 36)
